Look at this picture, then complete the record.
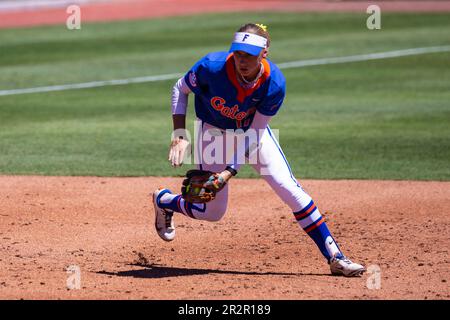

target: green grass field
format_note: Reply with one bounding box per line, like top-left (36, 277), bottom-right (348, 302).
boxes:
top-left (0, 12), bottom-right (449, 180)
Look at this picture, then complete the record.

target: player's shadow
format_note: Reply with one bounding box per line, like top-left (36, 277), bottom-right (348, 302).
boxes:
top-left (97, 263), bottom-right (331, 279)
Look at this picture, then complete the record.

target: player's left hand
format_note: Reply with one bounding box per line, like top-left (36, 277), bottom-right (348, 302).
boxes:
top-left (181, 169), bottom-right (232, 203)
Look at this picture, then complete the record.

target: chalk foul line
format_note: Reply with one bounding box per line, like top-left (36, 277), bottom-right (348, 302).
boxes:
top-left (0, 45), bottom-right (449, 97)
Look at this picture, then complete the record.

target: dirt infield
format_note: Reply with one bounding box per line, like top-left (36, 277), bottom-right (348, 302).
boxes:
top-left (0, 175), bottom-right (449, 299)
top-left (1, 0), bottom-right (450, 29)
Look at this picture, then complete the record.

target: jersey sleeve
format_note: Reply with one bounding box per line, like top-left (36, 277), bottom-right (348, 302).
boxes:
top-left (183, 56), bottom-right (209, 96)
top-left (257, 82), bottom-right (285, 116)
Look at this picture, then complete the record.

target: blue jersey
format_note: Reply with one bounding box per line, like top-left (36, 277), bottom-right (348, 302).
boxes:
top-left (184, 51), bottom-right (286, 131)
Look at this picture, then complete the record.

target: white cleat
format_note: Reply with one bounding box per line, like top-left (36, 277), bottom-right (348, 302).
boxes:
top-left (153, 188), bottom-right (175, 242)
top-left (329, 254), bottom-right (366, 277)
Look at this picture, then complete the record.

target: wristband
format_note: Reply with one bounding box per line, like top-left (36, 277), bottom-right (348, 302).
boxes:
top-left (225, 166), bottom-right (238, 176)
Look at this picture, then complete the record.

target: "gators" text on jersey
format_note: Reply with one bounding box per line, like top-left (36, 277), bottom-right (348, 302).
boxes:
top-left (184, 51), bottom-right (286, 131)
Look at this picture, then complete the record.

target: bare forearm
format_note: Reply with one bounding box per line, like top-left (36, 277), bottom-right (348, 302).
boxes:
top-left (172, 114), bottom-right (186, 131)
top-left (219, 169), bottom-right (233, 181)
top-left (169, 114), bottom-right (189, 167)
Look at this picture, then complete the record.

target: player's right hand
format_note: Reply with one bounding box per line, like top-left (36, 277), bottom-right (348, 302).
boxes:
top-left (168, 137), bottom-right (190, 167)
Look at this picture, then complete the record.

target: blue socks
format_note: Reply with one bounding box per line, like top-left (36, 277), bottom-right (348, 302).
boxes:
top-left (157, 189), bottom-right (197, 218)
top-left (293, 200), bottom-right (343, 261)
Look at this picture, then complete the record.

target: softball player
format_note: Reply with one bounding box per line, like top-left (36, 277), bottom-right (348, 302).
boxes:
top-left (153, 23), bottom-right (365, 277)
